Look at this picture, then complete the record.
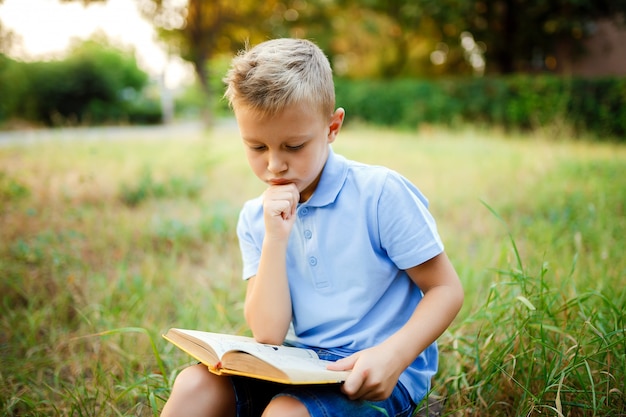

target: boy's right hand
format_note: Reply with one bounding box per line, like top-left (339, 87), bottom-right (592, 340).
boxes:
top-left (262, 183), bottom-right (299, 240)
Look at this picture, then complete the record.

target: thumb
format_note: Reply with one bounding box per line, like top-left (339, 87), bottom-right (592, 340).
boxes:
top-left (327, 354), bottom-right (358, 371)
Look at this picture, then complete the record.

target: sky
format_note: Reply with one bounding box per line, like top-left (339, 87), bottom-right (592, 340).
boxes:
top-left (0, 0), bottom-right (193, 88)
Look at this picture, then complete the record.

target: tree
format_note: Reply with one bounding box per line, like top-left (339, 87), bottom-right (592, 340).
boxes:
top-left (136, 0), bottom-right (288, 125)
top-left (312, 0), bottom-right (490, 77)
top-left (417, 0), bottom-right (626, 74)
top-left (0, 0), bottom-right (19, 58)
top-left (59, 0), bottom-right (276, 124)
top-left (60, 0), bottom-right (626, 86)
top-left (0, 21), bottom-right (17, 56)
top-left (331, 0), bottom-right (626, 75)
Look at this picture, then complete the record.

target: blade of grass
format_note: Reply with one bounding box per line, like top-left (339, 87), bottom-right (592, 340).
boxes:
top-left (73, 327), bottom-right (169, 386)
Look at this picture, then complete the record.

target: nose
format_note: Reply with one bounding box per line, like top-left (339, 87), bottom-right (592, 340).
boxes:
top-left (267, 150), bottom-right (287, 174)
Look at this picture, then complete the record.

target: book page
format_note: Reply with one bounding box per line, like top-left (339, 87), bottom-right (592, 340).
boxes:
top-left (174, 329), bottom-right (320, 362)
top-left (224, 343), bottom-right (331, 372)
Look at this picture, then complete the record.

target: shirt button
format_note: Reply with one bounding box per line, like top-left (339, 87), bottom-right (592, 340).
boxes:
top-left (308, 256), bottom-right (317, 266)
top-left (299, 207), bottom-right (309, 217)
top-left (304, 230), bottom-right (312, 239)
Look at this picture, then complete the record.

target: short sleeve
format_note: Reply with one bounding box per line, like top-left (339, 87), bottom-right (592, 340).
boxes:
top-left (377, 172), bottom-right (444, 270)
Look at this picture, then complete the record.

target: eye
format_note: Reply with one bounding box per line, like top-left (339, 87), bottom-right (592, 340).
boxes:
top-left (249, 144), bottom-right (267, 152)
top-left (285, 143), bottom-right (305, 151)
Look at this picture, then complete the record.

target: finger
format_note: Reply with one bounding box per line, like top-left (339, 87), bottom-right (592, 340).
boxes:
top-left (341, 368), bottom-right (368, 399)
top-left (276, 200), bottom-right (294, 219)
top-left (290, 197), bottom-right (297, 217)
top-left (266, 187), bottom-right (299, 212)
top-left (264, 194), bottom-right (294, 217)
top-left (326, 355), bottom-right (357, 371)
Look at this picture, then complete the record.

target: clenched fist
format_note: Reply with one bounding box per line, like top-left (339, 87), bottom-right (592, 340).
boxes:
top-left (263, 183), bottom-right (300, 241)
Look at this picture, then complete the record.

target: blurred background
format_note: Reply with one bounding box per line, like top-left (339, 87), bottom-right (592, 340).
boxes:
top-left (2, 2), bottom-right (625, 415)
top-left (1, 0), bottom-right (625, 137)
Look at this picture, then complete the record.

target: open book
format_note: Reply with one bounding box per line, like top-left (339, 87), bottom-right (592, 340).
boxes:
top-left (163, 328), bottom-right (350, 385)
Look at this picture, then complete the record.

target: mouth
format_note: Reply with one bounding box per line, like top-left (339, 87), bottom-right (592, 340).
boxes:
top-left (268, 178), bottom-right (294, 186)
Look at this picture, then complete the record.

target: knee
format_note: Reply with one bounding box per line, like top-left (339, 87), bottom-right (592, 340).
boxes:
top-left (171, 364), bottom-right (236, 400)
top-left (171, 364), bottom-right (215, 396)
top-left (262, 396), bottom-right (310, 417)
top-left (161, 364), bottom-right (235, 417)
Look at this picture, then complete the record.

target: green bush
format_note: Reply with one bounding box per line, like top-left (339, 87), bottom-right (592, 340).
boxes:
top-left (0, 39), bottom-right (162, 127)
top-left (0, 55), bottom-right (28, 122)
top-left (335, 76), bottom-right (626, 139)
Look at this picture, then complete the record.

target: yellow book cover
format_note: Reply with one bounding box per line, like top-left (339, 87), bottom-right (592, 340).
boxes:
top-left (163, 328), bottom-right (349, 385)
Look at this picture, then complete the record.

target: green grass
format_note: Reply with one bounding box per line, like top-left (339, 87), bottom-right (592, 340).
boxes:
top-left (0, 124), bottom-right (624, 416)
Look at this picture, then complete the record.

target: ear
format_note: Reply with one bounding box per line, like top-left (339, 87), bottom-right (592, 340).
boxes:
top-left (327, 108), bottom-right (345, 144)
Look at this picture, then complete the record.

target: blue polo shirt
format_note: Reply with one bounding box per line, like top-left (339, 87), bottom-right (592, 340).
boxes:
top-left (237, 148), bottom-right (444, 403)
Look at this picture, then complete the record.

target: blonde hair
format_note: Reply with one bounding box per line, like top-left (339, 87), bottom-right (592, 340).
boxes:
top-left (223, 38), bottom-right (335, 119)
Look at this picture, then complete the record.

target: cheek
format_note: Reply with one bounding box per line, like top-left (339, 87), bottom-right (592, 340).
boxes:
top-left (246, 154), bottom-right (265, 174)
top-left (300, 158), bottom-right (321, 181)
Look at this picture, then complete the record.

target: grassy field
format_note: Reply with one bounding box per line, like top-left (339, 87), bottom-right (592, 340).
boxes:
top-left (1, 123), bottom-right (624, 416)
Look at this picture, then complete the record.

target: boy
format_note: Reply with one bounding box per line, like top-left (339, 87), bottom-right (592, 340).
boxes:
top-left (161, 38), bottom-right (464, 417)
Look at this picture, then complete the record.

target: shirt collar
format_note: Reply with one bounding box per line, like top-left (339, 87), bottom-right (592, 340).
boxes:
top-left (306, 147), bottom-right (348, 208)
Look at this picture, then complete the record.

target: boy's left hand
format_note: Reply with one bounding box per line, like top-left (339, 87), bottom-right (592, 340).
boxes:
top-left (326, 346), bottom-right (404, 401)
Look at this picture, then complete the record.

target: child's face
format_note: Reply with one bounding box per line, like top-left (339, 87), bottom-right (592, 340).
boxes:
top-left (235, 102), bottom-right (343, 202)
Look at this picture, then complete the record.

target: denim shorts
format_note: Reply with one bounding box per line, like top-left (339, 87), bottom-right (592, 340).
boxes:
top-left (230, 349), bottom-right (416, 417)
